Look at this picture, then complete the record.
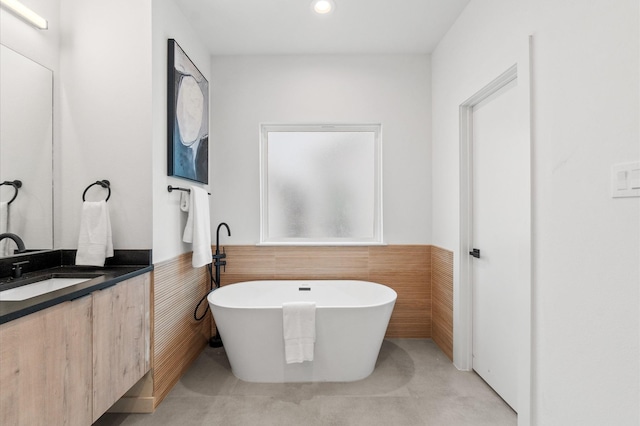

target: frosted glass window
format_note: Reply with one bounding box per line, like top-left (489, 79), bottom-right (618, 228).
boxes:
top-left (260, 124), bottom-right (382, 245)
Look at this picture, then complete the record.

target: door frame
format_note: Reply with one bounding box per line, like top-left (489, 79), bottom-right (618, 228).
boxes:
top-left (457, 37), bottom-right (533, 425)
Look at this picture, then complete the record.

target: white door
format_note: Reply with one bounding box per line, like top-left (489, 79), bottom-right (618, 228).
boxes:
top-left (470, 78), bottom-right (521, 411)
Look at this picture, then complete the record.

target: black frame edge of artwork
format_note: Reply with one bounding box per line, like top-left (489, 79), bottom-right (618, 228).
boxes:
top-left (167, 38), bottom-right (209, 184)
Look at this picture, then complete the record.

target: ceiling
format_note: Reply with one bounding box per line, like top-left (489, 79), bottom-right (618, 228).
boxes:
top-left (172, 0), bottom-right (471, 55)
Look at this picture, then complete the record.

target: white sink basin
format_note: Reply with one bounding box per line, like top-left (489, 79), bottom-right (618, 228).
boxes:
top-left (0, 277), bottom-right (92, 301)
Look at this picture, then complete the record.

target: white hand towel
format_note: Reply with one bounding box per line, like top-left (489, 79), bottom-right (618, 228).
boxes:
top-left (75, 200), bottom-right (114, 267)
top-left (182, 186), bottom-right (212, 268)
top-left (282, 301), bottom-right (316, 364)
top-left (0, 201), bottom-right (13, 256)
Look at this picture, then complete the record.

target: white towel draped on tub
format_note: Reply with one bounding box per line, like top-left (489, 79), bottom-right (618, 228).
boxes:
top-left (282, 301), bottom-right (316, 364)
top-left (76, 200), bottom-right (113, 266)
top-left (182, 186), bottom-right (212, 268)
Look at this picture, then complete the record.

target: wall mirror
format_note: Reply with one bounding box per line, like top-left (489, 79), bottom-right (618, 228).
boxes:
top-left (0, 44), bottom-right (53, 257)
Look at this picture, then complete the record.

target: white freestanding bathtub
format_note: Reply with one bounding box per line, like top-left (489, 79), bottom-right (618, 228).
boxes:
top-left (207, 280), bottom-right (397, 383)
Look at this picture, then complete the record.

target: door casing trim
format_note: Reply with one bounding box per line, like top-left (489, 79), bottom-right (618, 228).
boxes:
top-left (456, 36), bottom-right (533, 426)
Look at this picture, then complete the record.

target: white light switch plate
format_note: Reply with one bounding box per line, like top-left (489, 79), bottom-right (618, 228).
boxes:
top-left (612, 161), bottom-right (640, 198)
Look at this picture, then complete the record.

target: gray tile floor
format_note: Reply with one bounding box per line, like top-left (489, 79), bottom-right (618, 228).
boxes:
top-left (95, 339), bottom-right (516, 426)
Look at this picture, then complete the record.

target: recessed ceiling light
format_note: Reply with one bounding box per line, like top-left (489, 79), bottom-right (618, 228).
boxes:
top-left (311, 0), bottom-right (335, 15)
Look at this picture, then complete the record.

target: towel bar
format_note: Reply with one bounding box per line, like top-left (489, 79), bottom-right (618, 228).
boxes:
top-left (167, 185), bottom-right (210, 195)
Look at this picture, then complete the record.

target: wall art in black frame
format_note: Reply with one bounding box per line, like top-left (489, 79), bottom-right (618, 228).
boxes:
top-left (167, 39), bottom-right (209, 184)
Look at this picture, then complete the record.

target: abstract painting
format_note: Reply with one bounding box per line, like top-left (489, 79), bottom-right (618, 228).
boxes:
top-left (167, 39), bottom-right (209, 184)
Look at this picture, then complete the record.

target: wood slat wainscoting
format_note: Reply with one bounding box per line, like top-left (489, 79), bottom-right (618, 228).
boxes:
top-left (220, 245), bottom-right (432, 338)
top-left (152, 252), bottom-right (211, 408)
top-left (431, 246), bottom-right (454, 361)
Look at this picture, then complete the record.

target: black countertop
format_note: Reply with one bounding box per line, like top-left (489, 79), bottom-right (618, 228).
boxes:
top-left (0, 250), bottom-right (153, 324)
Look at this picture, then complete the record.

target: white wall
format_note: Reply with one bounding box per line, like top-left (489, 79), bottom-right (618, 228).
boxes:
top-left (3, 0), bottom-right (207, 261)
top-left (432, 1), bottom-right (639, 425)
top-left (151, 0), bottom-right (211, 263)
top-left (210, 55), bottom-right (432, 244)
top-left (58, 0), bottom-right (153, 250)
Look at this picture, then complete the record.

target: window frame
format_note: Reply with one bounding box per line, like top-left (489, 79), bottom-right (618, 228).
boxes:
top-left (259, 123), bottom-right (383, 245)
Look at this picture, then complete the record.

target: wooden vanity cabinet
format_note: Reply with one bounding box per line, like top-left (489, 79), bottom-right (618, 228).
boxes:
top-left (0, 272), bottom-right (150, 426)
top-left (92, 273), bottom-right (150, 422)
top-left (0, 295), bottom-right (93, 426)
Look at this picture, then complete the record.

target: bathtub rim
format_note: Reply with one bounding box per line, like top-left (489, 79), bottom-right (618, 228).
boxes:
top-left (207, 279), bottom-right (397, 310)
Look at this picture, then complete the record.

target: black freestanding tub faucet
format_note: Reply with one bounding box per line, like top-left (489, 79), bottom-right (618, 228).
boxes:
top-left (210, 222), bottom-right (231, 348)
top-left (213, 222), bottom-right (231, 286)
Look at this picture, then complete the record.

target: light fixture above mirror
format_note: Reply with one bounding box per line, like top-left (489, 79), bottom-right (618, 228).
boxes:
top-left (0, 0), bottom-right (48, 29)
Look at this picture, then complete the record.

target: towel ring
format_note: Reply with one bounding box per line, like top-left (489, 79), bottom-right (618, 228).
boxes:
top-left (83, 180), bottom-right (111, 202)
top-left (0, 180), bottom-right (22, 205)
